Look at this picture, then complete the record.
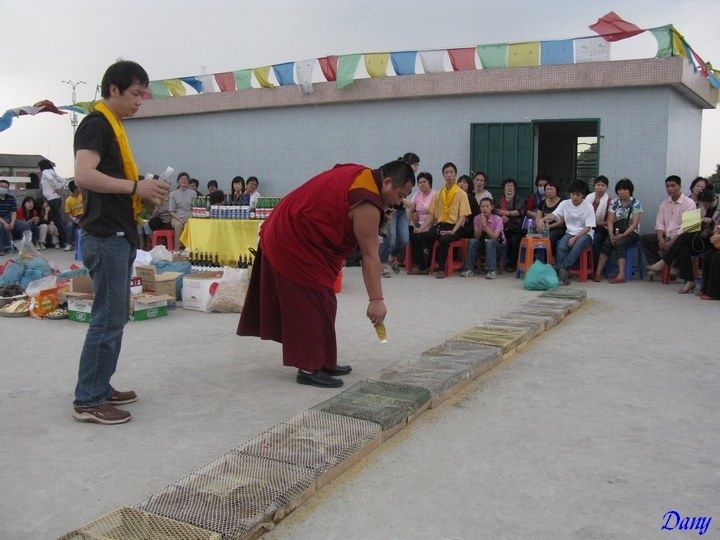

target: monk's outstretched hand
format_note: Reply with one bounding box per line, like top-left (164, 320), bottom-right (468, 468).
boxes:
top-left (367, 299), bottom-right (386, 326)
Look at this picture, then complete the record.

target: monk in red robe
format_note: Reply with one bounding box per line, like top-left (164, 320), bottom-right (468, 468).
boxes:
top-left (237, 161), bottom-right (415, 387)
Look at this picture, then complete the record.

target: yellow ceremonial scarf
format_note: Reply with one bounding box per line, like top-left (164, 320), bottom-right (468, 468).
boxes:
top-left (94, 101), bottom-right (143, 223)
top-left (440, 182), bottom-right (459, 223)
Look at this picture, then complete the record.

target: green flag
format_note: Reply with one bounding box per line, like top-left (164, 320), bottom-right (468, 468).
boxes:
top-left (149, 80), bottom-right (171, 99)
top-left (233, 69), bottom-right (252, 90)
top-left (477, 44), bottom-right (508, 69)
top-left (337, 54), bottom-right (362, 89)
top-left (649, 25), bottom-right (672, 58)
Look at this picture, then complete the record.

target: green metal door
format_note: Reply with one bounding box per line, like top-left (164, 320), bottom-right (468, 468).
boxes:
top-left (470, 123), bottom-right (534, 199)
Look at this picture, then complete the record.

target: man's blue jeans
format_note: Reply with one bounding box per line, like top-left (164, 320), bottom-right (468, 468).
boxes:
top-left (74, 233), bottom-right (135, 407)
top-left (556, 233), bottom-right (593, 270)
top-left (464, 237), bottom-right (503, 272)
top-left (0, 220), bottom-right (34, 251)
top-left (379, 208), bottom-right (410, 263)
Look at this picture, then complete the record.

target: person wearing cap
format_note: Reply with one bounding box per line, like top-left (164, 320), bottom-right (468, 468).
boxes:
top-left (38, 159), bottom-right (69, 249)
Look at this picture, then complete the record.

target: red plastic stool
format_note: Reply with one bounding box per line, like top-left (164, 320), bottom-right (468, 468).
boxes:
top-left (568, 246), bottom-right (594, 283)
top-left (430, 238), bottom-right (467, 277)
top-left (404, 242), bottom-right (414, 273)
top-left (151, 230), bottom-right (175, 251)
top-left (515, 236), bottom-right (554, 277)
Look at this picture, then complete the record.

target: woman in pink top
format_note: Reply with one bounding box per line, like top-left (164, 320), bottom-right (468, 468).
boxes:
top-left (408, 172), bottom-right (436, 229)
top-left (461, 197), bottom-right (505, 279)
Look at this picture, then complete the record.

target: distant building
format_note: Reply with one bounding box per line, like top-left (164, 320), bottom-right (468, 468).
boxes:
top-left (126, 56), bottom-right (717, 230)
top-left (0, 153), bottom-right (48, 191)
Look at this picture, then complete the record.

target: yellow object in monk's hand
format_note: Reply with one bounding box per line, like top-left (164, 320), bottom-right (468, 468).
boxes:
top-left (374, 322), bottom-right (387, 343)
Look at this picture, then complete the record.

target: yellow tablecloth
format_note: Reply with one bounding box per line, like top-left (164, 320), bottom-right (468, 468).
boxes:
top-left (180, 218), bottom-right (262, 265)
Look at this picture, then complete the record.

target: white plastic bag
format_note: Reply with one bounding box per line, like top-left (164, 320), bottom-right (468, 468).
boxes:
top-left (148, 245), bottom-right (173, 261)
top-left (208, 266), bottom-right (250, 313)
top-left (13, 230), bottom-right (40, 260)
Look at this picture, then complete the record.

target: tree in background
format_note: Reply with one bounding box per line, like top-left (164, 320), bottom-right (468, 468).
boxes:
top-left (709, 163), bottom-right (720, 186)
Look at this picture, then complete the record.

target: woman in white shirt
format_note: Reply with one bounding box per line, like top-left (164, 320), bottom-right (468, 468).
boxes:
top-left (38, 159), bottom-right (69, 248)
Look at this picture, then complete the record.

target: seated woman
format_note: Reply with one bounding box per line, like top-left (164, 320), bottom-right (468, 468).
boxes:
top-left (407, 172), bottom-right (435, 230)
top-left (473, 171), bottom-right (493, 203)
top-left (495, 178), bottom-right (525, 271)
top-left (461, 197), bottom-right (505, 279)
top-left (535, 179), bottom-right (565, 251)
top-left (15, 196), bottom-right (42, 248)
top-left (585, 175), bottom-right (611, 265)
top-left (647, 187), bottom-right (720, 293)
top-left (230, 176), bottom-right (245, 204)
top-left (700, 224), bottom-right (720, 300)
top-left (36, 197), bottom-right (60, 248)
top-left (525, 174), bottom-right (549, 218)
top-left (689, 176), bottom-right (709, 208)
top-left (457, 175), bottom-right (479, 238)
top-left (594, 178), bottom-right (643, 283)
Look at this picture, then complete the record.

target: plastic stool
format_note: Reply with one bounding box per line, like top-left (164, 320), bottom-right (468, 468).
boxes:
top-left (516, 236), bottom-right (554, 278)
top-left (151, 230), bottom-right (175, 251)
top-left (430, 238), bottom-right (467, 277)
top-left (603, 243), bottom-right (644, 281)
top-left (568, 246), bottom-right (594, 283)
top-left (74, 229), bottom-right (82, 261)
top-left (404, 242), bottom-right (414, 273)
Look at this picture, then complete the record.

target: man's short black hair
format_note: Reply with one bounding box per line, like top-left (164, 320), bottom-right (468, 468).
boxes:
top-left (188, 179), bottom-right (199, 187)
top-left (100, 60), bottom-right (149, 99)
top-left (665, 175), bottom-right (682, 186)
top-left (0, 179), bottom-right (9, 187)
top-left (207, 180), bottom-right (218, 189)
top-left (594, 175), bottom-right (609, 186)
top-left (442, 162), bottom-right (457, 174)
top-left (379, 160), bottom-right (415, 188)
top-left (68, 180), bottom-right (77, 192)
top-left (208, 190), bottom-right (225, 204)
top-left (568, 180), bottom-right (588, 196)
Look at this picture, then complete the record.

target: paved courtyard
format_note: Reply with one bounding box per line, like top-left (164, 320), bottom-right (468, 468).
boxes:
top-left (1, 249), bottom-right (718, 538)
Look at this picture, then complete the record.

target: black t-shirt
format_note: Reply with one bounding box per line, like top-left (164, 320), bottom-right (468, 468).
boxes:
top-left (74, 112), bottom-right (139, 246)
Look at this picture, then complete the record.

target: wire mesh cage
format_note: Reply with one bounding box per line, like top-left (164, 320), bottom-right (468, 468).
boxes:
top-left (520, 301), bottom-right (572, 317)
top-left (58, 507), bottom-right (222, 540)
top-left (506, 307), bottom-right (563, 327)
top-left (137, 452), bottom-right (316, 539)
top-left (312, 380), bottom-right (430, 431)
top-left (538, 288), bottom-right (587, 301)
top-left (236, 410), bottom-right (380, 479)
top-left (420, 341), bottom-right (504, 379)
top-left (450, 326), bottom-right (525, 353)
top-left (482, 317), bottom-right (543, 340)
top-left (528, 296), bottom-right (583, 312)
top-left (369, 359), bottom-right (471, 403)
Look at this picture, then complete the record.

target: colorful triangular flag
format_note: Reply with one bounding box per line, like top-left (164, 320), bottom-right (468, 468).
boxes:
top-left (589, 11), bottom-right (644, 42)
top-left (253, 66), bottom-right (275, 89)
top-left (448, 48), bottom-right (477, 71)
top-left (419, 50), bottom-right (447, 73)
top-left (390, 51), bottom-right (417, 75)
top-left (337, 54), bottom-right (361, 89)
top-left (365, 53), bottom-right (389, 78)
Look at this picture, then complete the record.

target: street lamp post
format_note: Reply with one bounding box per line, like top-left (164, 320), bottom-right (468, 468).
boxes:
top-left (61, 80), bottom-right (86, 133)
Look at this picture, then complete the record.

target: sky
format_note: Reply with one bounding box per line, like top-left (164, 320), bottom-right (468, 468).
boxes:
top-left (1, 0), bottom-right (718, 178)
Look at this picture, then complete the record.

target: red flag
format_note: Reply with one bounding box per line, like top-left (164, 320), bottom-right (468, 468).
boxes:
top-left (589, 11), bottom-right (643, 42)
top-left (448, 48), bottom-right (477, 71)
top-left (319, 56), bottom-right (338, 81)
top-left (214, 72), bottom-right (236, 92)
top-left (691, 49), bottom-right (708, 77)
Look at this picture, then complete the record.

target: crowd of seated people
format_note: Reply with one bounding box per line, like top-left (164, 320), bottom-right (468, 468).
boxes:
top-left (391, 160), bottom-right (719, 299)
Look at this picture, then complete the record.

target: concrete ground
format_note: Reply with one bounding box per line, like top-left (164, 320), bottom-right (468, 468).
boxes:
top-left (1, 249), bottom-right (718, 539)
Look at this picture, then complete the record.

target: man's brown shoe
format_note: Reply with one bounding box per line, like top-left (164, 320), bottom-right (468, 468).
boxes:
top-left (72, 403), bottom-right (132, 425)
top-left (109, 389), bottom-right (137, 405)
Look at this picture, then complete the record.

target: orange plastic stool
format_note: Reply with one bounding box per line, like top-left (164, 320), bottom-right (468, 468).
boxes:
top-left (568, 246), bottom-right (594, 283)
top-left (151, 230), bottom-right (175, 251)
top-left (515, 237), bottom-right (554, 277)
top-left (430, 238), bottom-right (467, 277)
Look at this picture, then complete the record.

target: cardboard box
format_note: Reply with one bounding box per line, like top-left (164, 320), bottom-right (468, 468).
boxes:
top-left (182, 271), bottom-right (223, 313)
top-left (134, 265), bottom-right (183, 299)
top-left (67, 292), bottom-right (173, 323)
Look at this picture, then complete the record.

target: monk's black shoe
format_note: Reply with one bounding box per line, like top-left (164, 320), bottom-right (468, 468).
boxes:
top-left (297, 370), bottom-right (344, 388)
top-left (321, 365), bottom-right (352, 376)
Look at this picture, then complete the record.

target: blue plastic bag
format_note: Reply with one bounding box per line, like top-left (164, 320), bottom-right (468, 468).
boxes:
top-left (523, 260), bottom-right (559, 291)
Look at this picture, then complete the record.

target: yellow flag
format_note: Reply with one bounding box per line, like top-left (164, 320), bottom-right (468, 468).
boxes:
top-left (365, 53), bottom-right (389, 78)
top-left (253, 66), bottom-right (275, 88)
top-left (671, 28), bottom-right (687, 58)
top-left (164, 79), bottom-right (186, 97)
top-left (508, 42), bottom-right (540, 68)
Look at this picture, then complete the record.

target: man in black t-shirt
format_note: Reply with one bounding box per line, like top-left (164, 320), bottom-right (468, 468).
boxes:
top-left (71, 61), bottom-right (170, 425)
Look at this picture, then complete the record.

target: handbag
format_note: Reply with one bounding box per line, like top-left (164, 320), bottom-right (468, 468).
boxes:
top-left (681, 208), bottom-right (702, 234)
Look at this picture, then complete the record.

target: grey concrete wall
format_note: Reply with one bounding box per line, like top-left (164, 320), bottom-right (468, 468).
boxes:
top-left (125, 86), bottom-right (702, 232)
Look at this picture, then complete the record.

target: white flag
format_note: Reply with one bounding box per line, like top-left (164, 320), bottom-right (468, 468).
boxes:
top-left (574, 37), bottom-right (611, 63)
top-left (419, 50), bottom-right (447, 73)
top-left (198, 74), bottom-right (217, 93)
top-left (295, 59), bottom-right (315, 94)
